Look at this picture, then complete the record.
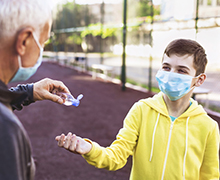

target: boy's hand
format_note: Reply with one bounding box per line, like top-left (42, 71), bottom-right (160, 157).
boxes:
top-left (55, 132), bottom-right (92, 155)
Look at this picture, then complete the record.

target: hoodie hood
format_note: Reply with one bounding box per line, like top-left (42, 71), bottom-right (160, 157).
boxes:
top-left (140, 92), bottom-right (207, 119)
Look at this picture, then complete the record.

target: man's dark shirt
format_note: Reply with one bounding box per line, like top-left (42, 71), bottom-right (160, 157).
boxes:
top-left (0, 80), bottom-right (35, 180)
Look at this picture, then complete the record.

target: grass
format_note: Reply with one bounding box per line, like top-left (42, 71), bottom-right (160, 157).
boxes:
top-left (209, 105), bottom-right (220, 113)
top-left (199, 102), bottom-right (220, 113)
top-left (115, 75), bottom-right (160, 93)
top-left (43, 55), bottom-right (51, 58)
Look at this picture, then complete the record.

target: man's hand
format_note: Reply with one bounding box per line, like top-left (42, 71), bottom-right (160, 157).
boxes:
top-left (33, 78), bottom-right (70, 104)
top-left (55, 132), bottom-right (92, 155)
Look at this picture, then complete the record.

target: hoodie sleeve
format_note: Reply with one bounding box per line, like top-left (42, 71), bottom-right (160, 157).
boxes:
top-left (9, 84), bottom-right (35, 110)
top-left (199, 121), bottom-right (219, 180)
top-left (82, 102), bottom-right (142, 171)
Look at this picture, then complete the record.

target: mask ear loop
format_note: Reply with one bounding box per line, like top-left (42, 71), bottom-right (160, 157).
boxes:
top-left (188, 74), bottom-right (202, 94)
top-left (32, 32), bottom-right (44, 54)
top-left (32, 32), bottom-right (44, 66)
top-left (17, 55), bottom-right (22, 68)
top-left (193, 73), bottom-right (206, 87)
top-left (32, 33), bottom-right (42, 49)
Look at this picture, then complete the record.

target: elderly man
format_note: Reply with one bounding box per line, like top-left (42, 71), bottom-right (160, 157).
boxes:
top-left (0, 0), bottom-right (70, 179)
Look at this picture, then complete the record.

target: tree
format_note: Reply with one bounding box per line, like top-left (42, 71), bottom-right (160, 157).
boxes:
top-left (49, 2), bottom-right (99, 52)
top-left (54, 2), bottom-right (98, 30)
top-left (127, 0), bottom-right (160, 18)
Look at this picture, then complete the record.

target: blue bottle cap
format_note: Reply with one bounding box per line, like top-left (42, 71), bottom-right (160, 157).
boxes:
top-left (72, 94), bottom-right (83, 107)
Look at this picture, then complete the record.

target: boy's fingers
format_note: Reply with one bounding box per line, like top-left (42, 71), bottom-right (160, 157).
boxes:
top-left (58, 134), bottom-right (65, 147)
top-left (64, 132), bottom-right (72, 149)
top-left (75, 139), bottom-right (81, 153)
top-left (55, 136), bottom-right (61, 141)
top-left (69, 134), bottom-right (77, 152)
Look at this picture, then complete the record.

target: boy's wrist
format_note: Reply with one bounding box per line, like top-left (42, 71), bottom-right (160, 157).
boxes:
top-left (83, 139), bottom-right (93, 155)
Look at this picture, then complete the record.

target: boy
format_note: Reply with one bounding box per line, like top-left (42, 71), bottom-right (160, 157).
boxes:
top-left (56, 39), bottom-right (219, 180)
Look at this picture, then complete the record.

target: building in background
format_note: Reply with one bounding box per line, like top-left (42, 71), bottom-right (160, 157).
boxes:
top-left (199, 0), bottom-right (220, 17)
top-left (161, 0), bottom-right (220, 20)
top-left (161, 0), bottom-right (195, 20)
top-left (89, 3), bottom-right (122, 24)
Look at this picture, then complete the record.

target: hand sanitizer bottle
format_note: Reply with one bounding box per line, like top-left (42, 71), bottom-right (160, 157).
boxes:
top-left (62, 93), bottom-right (83, 106)
top-left (53, 90), bottom-right (83, 107)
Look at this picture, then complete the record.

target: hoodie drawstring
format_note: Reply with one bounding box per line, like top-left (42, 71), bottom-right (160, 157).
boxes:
top-left (183, 116), bottom-right (190, 180)
top-left (149, 113), bottom-right (190, 180)
top-left (149, 113), bottom-right (160, 162)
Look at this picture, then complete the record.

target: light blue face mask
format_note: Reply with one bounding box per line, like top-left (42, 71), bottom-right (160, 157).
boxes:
top-left (10, 33), bottom-right (43, 83)
top-left (156, 70), bottom-right (196, 101)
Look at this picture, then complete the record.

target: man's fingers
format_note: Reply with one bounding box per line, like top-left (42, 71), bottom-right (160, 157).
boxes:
top-left (48, 93), bottom-right (64, 104)
top-left (33, 78), bottom-right (70, 102)
top-left (50, 80), bottom-right (70, 94)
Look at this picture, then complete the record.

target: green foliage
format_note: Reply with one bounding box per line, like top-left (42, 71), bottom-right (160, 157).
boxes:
top-left (49, 1), bottom-right (161, 52)
top-left (54, 2), bottom-right (97, 30)
top-left (81, 23), bottom-right (117, 39)
top-left (137, 0), bottom-right (160, 17)
top-left (66, 33), bottom-right (82, 45)
top-left (137, 0), bottom-right (152, 17)
top-left (45, 38), bottom-right (52, 45)
top-left (128, 0), bottom-right (160, 18)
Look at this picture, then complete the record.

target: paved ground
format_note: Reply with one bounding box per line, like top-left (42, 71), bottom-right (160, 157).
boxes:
top-left (13, 62), bottom-right (151, 180)
top-left (11, 61), bottom-right (220, 180)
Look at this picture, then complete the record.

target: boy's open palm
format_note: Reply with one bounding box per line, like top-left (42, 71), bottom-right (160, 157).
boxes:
top-left (55, 132), bottom-right (92, 155)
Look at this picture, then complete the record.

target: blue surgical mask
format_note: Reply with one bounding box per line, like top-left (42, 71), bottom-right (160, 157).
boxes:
top-left (156, 70), bottom-right (196, 101)
top-left (10, 33), bottom-right (43, 83)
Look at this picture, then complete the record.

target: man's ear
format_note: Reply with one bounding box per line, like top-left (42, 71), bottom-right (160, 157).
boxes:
top-left (195, 73), bottom-right (206, 87)
top-left (15, 27), bottom-right (34, 56)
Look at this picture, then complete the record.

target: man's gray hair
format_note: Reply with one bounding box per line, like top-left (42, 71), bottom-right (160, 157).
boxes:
top-left (0, 0), bottom-right (53, 40)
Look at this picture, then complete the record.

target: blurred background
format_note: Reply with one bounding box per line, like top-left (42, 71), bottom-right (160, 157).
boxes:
top-left (14, 2), bottom-right (220, 178)
top-left (44, 0), bottom-right (220, 112)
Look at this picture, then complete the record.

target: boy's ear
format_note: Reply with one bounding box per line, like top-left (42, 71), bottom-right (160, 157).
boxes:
top-left (15, 27), bottom-right (34, 56)
top-left (195, 73), bottom-right (206, 87)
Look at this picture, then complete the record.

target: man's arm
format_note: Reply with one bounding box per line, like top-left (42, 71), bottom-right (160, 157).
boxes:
top-left (10, 78), bottom-right (70, 110)
top-left (10, 83), bottom-right (34, 110)
top-left (0, 112), bottom-right (33, 180)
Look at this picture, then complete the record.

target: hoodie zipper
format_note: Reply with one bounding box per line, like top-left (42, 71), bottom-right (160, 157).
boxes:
top-left (161, 120), bottom-right (174, 180)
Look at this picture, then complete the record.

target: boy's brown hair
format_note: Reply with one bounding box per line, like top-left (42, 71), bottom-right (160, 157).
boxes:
top-left (163, 39), bottom-right (207, 76)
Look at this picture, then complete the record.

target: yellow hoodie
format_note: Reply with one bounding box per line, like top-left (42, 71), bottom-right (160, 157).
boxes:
top-left (83, 92), bottom-right (219, 180)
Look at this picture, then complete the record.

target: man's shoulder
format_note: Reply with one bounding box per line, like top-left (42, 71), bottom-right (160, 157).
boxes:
top-left (0, 102), bottom-right (24, 132)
